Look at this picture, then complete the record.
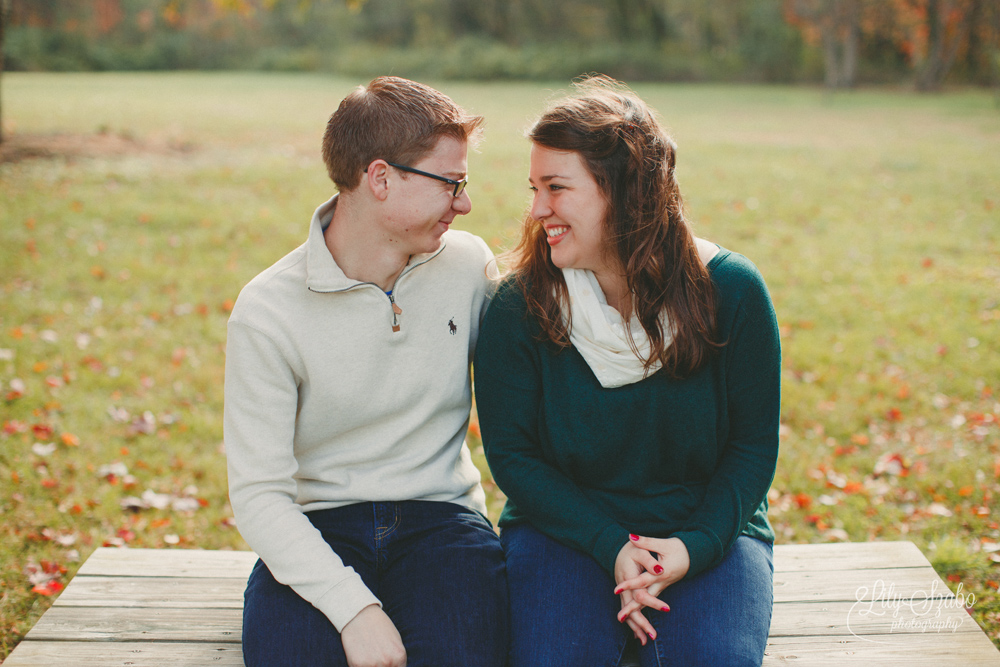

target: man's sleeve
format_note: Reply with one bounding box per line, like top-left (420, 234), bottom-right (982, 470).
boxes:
top-left (224, 319), bottom-right (380, 631)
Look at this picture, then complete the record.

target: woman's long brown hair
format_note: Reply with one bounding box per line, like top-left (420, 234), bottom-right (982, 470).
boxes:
top-left (509, 75), bottom-right (719, 378)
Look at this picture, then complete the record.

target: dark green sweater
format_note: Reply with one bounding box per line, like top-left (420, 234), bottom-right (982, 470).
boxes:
top-left (474, 248), bottom-right (780, 579)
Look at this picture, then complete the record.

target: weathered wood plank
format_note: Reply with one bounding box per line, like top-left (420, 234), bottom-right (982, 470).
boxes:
top-left (53, 576), bottom-right (246, 609)
top-left (74, 541), bottom-right (928, 578)
top-left (772, 541), bottom-right (928, 572)
top-left (55, 565), bottom-right (957, 609)
top-left (22, 607), bottom-right (243, 643)
top-left (770, 600), bottom-right (981, 637)
top-left (5, 541), bottom-right (997, 667)
top-left (762, 630), bottom-right (1000, 665)
top-left (2, 641), bottom-right (244, 667)
top-left (76, 548), bottom-right (257, 579)
top-left (31, 598), bottom-right (982, 645)
top-left (773, 566), bottom-right (956, 604)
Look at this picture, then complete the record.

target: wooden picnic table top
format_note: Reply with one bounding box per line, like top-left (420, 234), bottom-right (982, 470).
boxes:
top-left (5, 540), bottom-right (999, 666)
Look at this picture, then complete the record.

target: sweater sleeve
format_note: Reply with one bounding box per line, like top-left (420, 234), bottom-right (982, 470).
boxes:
top-left (224, 320), bottom-right (381, 632)
top-left (671, 263), bottom-right (781, 579)
top-left (474, 284), bottom-right (632, 574)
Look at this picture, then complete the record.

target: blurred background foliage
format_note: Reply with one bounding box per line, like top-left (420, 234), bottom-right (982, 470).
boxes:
top-left (2, 0), bottom-right (999, 90)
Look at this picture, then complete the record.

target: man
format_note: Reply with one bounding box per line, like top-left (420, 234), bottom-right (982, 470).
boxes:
top-left (224, 77), bottom-right (506, 667)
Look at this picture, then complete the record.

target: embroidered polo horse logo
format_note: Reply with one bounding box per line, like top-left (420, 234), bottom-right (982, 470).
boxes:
top-left (448, 318), bottom-right (457, 335)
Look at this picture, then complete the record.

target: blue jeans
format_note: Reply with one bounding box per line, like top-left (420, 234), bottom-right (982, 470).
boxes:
top-left (242, 500), bottom-right (508, 667)
top-left (502, 524), bottom-right (773, 667)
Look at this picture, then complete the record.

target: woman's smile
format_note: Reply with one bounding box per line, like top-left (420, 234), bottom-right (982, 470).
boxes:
top-left (528, 144), bottom-right (609, 273)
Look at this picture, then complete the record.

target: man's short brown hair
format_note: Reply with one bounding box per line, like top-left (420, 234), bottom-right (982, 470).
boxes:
top-left (321, 76), bottom-right (484, 192)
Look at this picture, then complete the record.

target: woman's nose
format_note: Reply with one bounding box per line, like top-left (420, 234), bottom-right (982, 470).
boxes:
top-left (530, 193), bottom-right (551, 220)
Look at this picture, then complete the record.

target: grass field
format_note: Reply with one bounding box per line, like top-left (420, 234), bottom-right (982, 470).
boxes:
top-left (1, 72), bottom-right (999, 657)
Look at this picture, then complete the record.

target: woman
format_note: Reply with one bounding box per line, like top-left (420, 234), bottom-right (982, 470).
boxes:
top-left (474, 76), bottom-right (780, 666)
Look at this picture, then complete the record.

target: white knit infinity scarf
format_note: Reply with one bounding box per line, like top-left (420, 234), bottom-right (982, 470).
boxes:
top-left (562, 268), bottom-right (671, 388)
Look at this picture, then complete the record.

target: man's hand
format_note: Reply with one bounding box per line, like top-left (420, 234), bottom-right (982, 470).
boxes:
top-left (341, 604), bottom-right (407, 667)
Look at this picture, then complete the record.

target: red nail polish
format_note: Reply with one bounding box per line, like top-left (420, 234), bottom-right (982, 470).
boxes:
top-left (662, 605), bottom-right (670, 612)
top-left (629, 534), bottom-right (639, 541)
top-left (653, 565), bottom-right (663, 574)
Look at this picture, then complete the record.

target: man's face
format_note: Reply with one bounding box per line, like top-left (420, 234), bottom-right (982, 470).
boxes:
top-left (381, 135), bottom-right (471, 256)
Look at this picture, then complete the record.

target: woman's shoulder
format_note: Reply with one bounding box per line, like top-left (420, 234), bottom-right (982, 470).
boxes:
top-left (489, 272), bottom-right (530, 311)
top-left (707, 246), bottom-right (768, 291)
top-left (706, 245), bottom-right (775, 322)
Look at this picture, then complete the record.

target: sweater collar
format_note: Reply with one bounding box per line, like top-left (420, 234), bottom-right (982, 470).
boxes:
top-left (305, 195), bottom-right (447, 293)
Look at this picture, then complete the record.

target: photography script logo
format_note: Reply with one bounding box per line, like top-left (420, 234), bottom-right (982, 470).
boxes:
top-left (847, 578), bottom-right (976, 643)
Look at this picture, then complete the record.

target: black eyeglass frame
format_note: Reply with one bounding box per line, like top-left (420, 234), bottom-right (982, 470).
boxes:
top-left (385, 161), bottom-right (468, 197)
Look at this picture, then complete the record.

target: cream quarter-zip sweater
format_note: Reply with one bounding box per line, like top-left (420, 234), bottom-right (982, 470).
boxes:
top-left (225, 196), bottom-right (494, 632)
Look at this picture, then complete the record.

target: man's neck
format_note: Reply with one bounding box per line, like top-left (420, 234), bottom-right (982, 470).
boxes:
top-left (323, 194), bottom-right (412, 291)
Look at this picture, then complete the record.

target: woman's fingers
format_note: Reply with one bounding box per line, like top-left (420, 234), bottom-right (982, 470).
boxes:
top-left (620, 607), bottom-right (656, 642)
top-left (614, 572), bottom-right (654, 594)
top-left (618, 586), bottom-right (671, 616)
top-left (632, 586), bottom-right (671, 613)
top-left (624, 616), bottom-right (645, 644)
top-left (619, 590), bottom-right (647, 644)
top-left (628, 610), bottom-right (657, 641)
top-left (618, 587), bottom-right (662, 643)
top-left (627, 534), bottom-right (663, 574)
top-left (619, 590), bottom-right (654, 639)
top-left (617, 597), bottom-right (641, 621)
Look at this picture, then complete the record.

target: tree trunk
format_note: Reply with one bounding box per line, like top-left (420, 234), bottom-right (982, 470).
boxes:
top-left (822, 22), bottom-right (841, 88)
top-left (643, 0), bottom-right (670, 45)
top-left (917, 0), bottom-right (945, 90)
top-left (1, 0), bottom-right (6, 146)
top-left (612, 0), bottom-right (669, 44)
top-left (841, 0), bottom-right (859, 87)
top-left (917, 0), bottom-right (973, 91)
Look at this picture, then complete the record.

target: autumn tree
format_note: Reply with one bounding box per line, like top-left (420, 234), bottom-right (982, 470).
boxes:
top-left (869, 0), bottom-right (1000, 90)
top-left (787, 0), bottom-right (864, 88)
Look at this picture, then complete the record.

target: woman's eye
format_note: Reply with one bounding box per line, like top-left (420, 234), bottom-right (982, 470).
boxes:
top-left (528, 186), bottom-right (538, 192)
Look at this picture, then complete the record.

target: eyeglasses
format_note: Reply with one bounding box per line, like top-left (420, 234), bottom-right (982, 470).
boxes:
top-left (386, 162), bottom-right (468, 197)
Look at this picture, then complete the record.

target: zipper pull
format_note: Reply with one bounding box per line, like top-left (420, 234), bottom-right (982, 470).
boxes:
top-left (388, 293), bottom-right (402, 332)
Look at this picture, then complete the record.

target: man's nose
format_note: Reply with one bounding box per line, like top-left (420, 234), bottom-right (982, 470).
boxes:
top-left (453, 189), bottom-right (472, 215)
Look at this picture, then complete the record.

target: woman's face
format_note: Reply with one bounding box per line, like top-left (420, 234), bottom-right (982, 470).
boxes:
top-left (528, 144), bottom-right (612, 277)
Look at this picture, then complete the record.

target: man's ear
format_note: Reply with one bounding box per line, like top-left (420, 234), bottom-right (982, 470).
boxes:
top-left (365, 160), bottom-right (390, 201)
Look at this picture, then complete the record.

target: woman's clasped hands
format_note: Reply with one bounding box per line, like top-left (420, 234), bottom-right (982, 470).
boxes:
top-left (613, 535), bottom-right (691, 645)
